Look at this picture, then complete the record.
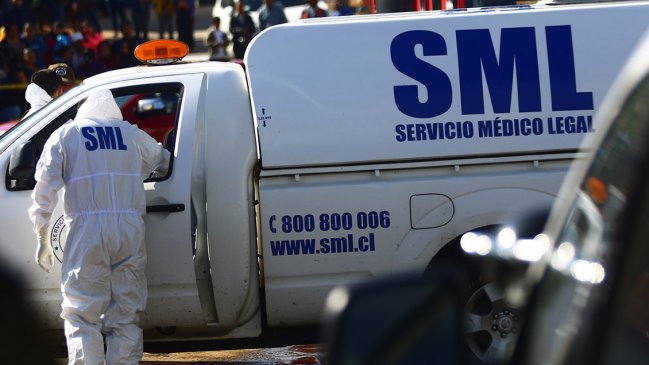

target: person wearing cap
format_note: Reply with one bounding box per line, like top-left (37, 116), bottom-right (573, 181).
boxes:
top-left (48, 63), bottom-right (76, 93)
top-left (22, 69), bottom-right (64, 119)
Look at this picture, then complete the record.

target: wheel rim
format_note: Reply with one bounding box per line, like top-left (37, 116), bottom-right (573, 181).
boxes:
top-left (464, 282), bottom-right (521, 363)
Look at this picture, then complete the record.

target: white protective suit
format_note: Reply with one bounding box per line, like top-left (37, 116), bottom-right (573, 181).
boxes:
top-left (23, 83), bottom-right (54, 119)
top-left (28, 89), bottom-right (171, 365)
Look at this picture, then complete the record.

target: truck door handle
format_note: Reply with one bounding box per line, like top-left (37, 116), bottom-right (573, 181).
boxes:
top-left (146, 204), bottom-right (185, 213)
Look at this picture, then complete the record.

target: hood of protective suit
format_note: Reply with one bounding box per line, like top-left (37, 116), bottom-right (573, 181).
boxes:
top-left (25, 83), bottom-right (53, 110)
top-left (76, 89), bottom-right (123, 122)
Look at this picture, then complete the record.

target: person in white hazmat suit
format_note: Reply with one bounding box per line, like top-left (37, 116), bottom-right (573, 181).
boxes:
top-left (28, 88), bottom-right (171, 364)
top-left (22, 69), bottom-right (65, 119)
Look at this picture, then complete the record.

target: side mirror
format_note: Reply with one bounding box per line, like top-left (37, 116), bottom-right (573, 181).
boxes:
top-left (136, 97), bottom-right (166, 116)
top-left (8, 141), bottom-right (36, 190)
top-left (324, 264), bottom-right (469, 365)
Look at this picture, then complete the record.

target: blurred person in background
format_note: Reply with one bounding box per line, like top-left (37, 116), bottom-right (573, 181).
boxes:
top-left (4, 24), bottom-right (26, 64)
top-left (230, 0), bottom-right (256, 59)
top-left (205, 16), bottom-right (229, 61)
top-left (76, 49), bottom-right (105, 79)
top-left (131, 0), bottom-right (152, 40)
top-left (331, 0), bottom-right (354, 16)
top-left (76, 0), bottom-right (103, 32)
top-left (5, 0), bottom-right (32, 35)
top-left (20, 22), bottom-right (47, 68)
top-left (64, 0), bottom-right (82, 29)
top-left (22, 47), bottom-right (39, 80)
top-left (31, 0), bottom-right (55, 25)
top-left (0, 61), bottom-right (28, 121)
top-left (53, 21), bottom-right (72, 57)
top-left (69, 31), bottom-right (87, 70)
top-left (115, 35), bottom-right (139, 68)
top-left (112, 21), bottom-right (143, 67)
top-left (300, 0), bottom-right (328, 18)
top-left (81, 21), bottom-right (104, 54)
top-left (258, 0), bottom-right (286, 31)
top-left (175, 0), bottom-right (195, 50)
top-left (97, 40), bottom-right (119, 70)
top-left (40, 22), bottom-right (57, 66)
top-left (153, 0), bottom-right (175, 39)
top-left (107, 0), bottom-right (130, 38)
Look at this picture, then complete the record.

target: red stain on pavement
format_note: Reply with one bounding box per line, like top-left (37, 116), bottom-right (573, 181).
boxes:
top-left (141, 344), bottom-right (324, 364)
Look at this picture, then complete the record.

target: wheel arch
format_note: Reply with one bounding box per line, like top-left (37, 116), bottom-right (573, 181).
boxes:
top-left (428, 205), bottom-right (552, 269)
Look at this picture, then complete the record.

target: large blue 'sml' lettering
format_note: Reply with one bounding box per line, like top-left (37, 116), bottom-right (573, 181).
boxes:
top-left (457, 27), bottom-right (541, 114)
top-left (391, 30), bottom-right (452, 118)
top-left (82, 126), bottom-right (128, 151)
top-left (547, 26), bottom-right (593, 111)
top-left (391, 25), bottom-right (594, 118)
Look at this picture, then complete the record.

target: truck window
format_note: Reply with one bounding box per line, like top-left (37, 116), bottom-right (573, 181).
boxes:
top-left (6, 83), bottom-right (182, 191)
top-left (114, 91), bottom-right (180, 146)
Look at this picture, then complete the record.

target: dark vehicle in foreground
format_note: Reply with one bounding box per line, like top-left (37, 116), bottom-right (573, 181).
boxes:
top-left (325, 29), bottom-right (649, 365)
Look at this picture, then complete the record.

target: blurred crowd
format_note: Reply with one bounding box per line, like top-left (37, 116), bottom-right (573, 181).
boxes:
top-left (205, 0), bottom-right (362, 61)
top-left (0, 0), bottom-right (198, 122)
top-left (0, 0), bottom-right (365, 122)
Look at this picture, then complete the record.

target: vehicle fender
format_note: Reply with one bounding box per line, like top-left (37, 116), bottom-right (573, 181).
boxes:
top-left (202, 66), bottom-right (260, 332)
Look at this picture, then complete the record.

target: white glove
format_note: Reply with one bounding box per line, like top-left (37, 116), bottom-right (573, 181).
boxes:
top-left (35, 228), bottom-right (54, 273)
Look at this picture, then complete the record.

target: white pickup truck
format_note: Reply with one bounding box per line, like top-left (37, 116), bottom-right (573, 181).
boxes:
top-left (1, 0), bottom-right (648, 359)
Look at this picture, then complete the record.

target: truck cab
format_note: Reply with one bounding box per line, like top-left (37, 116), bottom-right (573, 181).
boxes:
top-left (1, 57), bottom-right (262, 339)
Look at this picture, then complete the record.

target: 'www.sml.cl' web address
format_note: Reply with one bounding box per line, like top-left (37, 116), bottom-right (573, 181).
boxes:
top-left (269, 233), bottom-right (377, 256)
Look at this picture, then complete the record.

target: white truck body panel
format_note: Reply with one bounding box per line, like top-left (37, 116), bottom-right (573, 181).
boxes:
top-left (0, 1), bottom-right (647, 342)
top-left (247, 2), bottom-right (649, 168)
top-left (247, 1), bottom-right (649, 326)
top-left (257, 155), bottom-right (577, 324)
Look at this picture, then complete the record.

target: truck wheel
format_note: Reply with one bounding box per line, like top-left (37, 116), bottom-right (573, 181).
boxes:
top-left (463, 278), bottom-right (521, 364)
top-left (430, 227), bottom-right (520, 365)
top-left (432, 208), bottom-right (550, 363)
